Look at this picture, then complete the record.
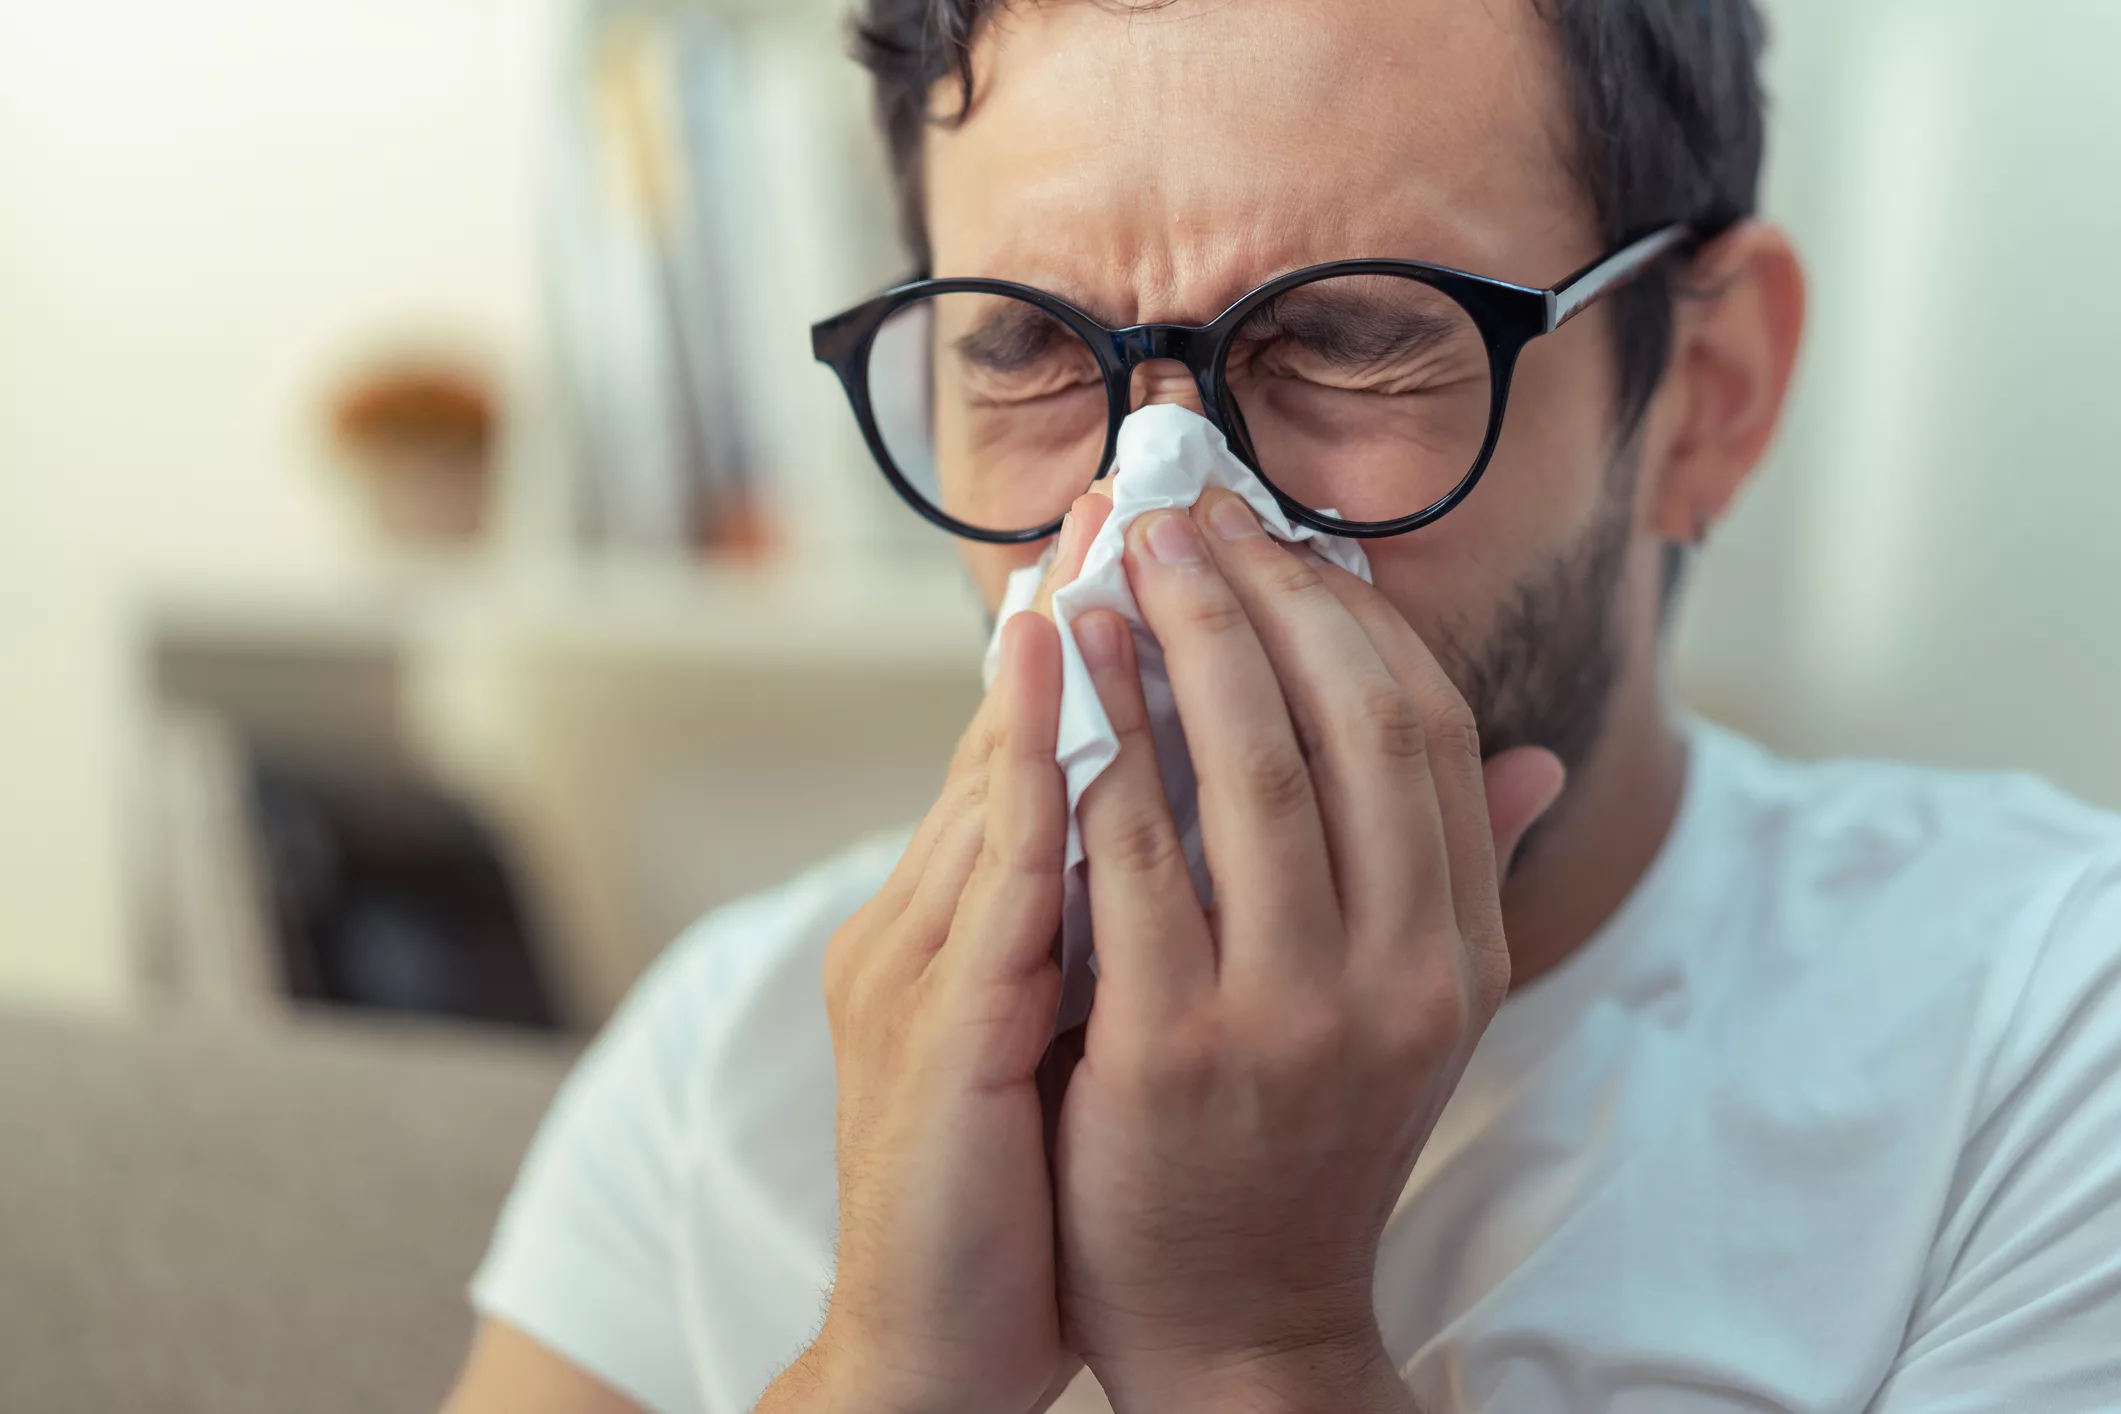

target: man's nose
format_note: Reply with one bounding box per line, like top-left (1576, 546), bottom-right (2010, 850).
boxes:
top-left (1129, 359), bottom-right (1207, 416)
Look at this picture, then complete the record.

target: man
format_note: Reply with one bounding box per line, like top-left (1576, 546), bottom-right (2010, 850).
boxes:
top-left (445, 1), bottom-right (2121, 1410)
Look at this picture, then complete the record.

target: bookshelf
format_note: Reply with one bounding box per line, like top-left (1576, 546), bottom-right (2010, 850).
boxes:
top-left (142, 552), bottom-right (992, 677)
top-left (5, 0), bottom-right (943, 1021)
top-left (137, 544), bottom-right (993, 1029)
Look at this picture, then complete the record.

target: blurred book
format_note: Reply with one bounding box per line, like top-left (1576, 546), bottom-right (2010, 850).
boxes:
top-left (549, 0), bottom-right (921, 565)
top-left (145, 709), bottom-right (285, 1021)
top-left (551, 4), bottom-right (738, 556)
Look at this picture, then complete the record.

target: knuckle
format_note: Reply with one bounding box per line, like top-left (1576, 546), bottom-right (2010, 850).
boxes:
top-left (1098, 800), bottom-right (1187, 880)
top-left (1256, 544), bottom-right (1331, 602)
top-left (1350, 680), bottom-right (1428, 764)
top-left (822, 912), bottom-right (881, 1014)
top-left (835, 953), bottom-right (903, 1041)
top-left (952, 715), bottom-right (1001, 775)
top-left (972, 831), bottom-right (1011, 882)
top-left (950, 763), bottom-right (991, 815)
top-left (1382, 965), bottom-right (1476, 1067)
top-left (976, 820), bottom-right (1053, 881)
top-left (1179, 586), bottom-right (1252, 639)
top-left (1429, 698), bottom-right (1482, 766)
top-left (843, 963), bottom-right (890, 1030)
top-left (1232, 740), bottom-right (1315, 822)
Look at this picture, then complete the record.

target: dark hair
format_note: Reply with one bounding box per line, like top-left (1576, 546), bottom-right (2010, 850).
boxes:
top-left (851, 0), bottom-right (1766, 432)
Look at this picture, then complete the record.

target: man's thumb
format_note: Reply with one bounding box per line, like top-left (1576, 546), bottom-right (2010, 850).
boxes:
top-left (1482, 746), bottom-right (1567, 875)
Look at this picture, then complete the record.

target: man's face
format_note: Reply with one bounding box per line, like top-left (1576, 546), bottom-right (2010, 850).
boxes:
top-left (925, 0), bottom-right (1657, 767)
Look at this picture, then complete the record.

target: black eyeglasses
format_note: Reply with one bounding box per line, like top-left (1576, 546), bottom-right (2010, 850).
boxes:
top-left (812, 224), bottom-right (1693, 543)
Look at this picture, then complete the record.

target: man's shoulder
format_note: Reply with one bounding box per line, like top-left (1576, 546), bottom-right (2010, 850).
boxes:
top-left (1696, 737), bottom-right (2121, 1387)
top-left (1692, 725), bottom-right (2121, 1080)
top-left (1701, 722), bottom-right (2121, 915)
top-left (468, 833), bottom-right (906, 1409)
top-left (563, 827), bottom-right (908, 1214)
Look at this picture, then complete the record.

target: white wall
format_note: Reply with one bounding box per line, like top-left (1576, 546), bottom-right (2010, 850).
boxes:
top-left (1678, 0), bottom-right (2121, 807)
top-left (0, 0), bottom-right (563, 1012)
top-left (5, 0), bottom-right (2119, 1015)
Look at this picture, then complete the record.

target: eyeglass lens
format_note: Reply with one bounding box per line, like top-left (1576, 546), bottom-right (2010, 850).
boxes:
top-left (867, 291), bottom-right (1104, 536)
top-left (1222, 274), bottom-right (1493, 524)
top-left (864, 274), bottom-right (1492, 537)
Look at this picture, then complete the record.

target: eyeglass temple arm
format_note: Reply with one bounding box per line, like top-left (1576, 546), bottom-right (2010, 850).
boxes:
top-left (1544, 224), bottom-right (1693, 332)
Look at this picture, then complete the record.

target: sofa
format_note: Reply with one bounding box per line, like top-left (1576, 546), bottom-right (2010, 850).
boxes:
top-left (0, 1007), bottom-right (573, 1414)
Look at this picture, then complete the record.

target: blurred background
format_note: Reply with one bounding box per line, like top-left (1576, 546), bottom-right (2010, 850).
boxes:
top-left (0, 0), bottom-right (2116, 1409)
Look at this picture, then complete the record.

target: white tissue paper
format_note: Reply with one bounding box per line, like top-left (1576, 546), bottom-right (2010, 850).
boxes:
top-left (980, 404), bottom-right (1373, 1036)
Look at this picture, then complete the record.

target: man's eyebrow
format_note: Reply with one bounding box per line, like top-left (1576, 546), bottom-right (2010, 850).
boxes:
top-left (950, 300), bottom-right (1078, 372)
top-left (1247, 288), bottom-right (1467, 365)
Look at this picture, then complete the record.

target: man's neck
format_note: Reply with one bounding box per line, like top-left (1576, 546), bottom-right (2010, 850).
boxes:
top-left (1499, 673), bottom-right (1689, 991)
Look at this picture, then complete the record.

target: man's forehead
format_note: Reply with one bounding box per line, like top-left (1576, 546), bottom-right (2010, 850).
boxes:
top-left (922, 0), bottom-right (1589, 322)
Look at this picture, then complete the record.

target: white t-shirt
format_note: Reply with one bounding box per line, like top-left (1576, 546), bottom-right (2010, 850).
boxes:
top-left (472, 724), bottom-right (2121, 1414)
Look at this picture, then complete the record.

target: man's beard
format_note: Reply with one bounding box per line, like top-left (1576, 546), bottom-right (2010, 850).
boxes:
top-left (1434, 443), bottom-right (1640, 787)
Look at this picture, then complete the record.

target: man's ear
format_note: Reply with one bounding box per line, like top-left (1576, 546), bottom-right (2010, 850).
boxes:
top-left (1642, 220), bottom-right (1807, 542)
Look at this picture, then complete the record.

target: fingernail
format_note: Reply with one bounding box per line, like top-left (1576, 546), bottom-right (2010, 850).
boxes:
top-left (1075, 611), bottom-right (1122, 671)
top-left (1143, 511), bottom-right (1204, 566)
top-left (1206, 494), bottom-right (1263, 541)
top-left (1055, 511), bottom-right (1079, 561)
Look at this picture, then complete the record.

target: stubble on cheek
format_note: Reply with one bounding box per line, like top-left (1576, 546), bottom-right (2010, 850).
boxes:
top-left (1425, 443), bottom-right (1640, 778)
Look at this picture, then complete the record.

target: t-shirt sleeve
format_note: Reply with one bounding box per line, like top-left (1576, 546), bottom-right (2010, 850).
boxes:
top-left (470, 935), bottom-right (720, 1414)
top-left (1866, 851), bottom-right (2121, 1413)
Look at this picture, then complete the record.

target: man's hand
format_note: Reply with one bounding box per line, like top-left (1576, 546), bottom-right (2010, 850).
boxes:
top-left (756, 498), bottom-right (1111, 1414)
top-left (1053, 488), bottom-right (1565, 1414)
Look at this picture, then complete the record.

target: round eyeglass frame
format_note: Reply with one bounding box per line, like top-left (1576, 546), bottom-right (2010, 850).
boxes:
top-left (811, 225), bottom-right (1695, 544)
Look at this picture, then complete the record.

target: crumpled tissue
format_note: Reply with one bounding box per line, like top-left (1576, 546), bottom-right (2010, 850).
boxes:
top-left (981, 403), bottom-right (1373, 1036)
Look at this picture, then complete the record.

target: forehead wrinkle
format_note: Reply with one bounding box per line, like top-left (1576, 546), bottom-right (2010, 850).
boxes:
top-left (926, 0), bottom-right (1595, 315)
top-left (952, 210), bottom-right (1374, 330)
